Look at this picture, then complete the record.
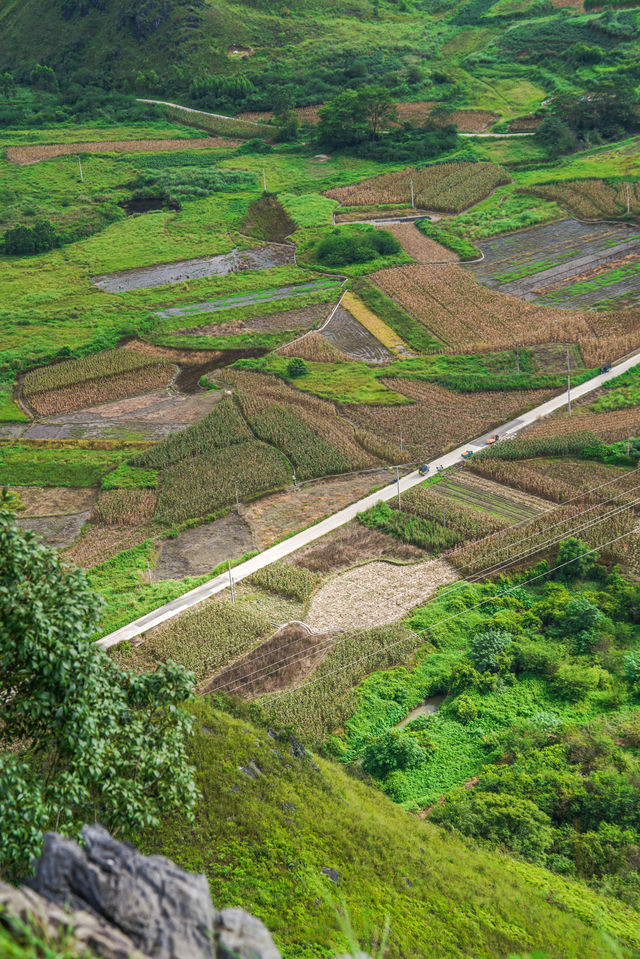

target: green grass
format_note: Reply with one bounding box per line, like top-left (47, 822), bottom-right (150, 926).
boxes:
top-left (0, 385), bottom-right (27, 422)
top-left (351, 278), bottom-right (442, 354)
top-left (0, 443), bottom-right (135, 487)
top-left (279, 192), bottom-right (338, 227)
top-left (133, 699), bottom-right (640, 959)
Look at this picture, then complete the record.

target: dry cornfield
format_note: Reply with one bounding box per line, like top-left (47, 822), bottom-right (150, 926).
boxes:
top-left (93, 488), bottom-right (158, 526)
top-left (26, 366), bottom-right (176, 416)
top-left (276, 332), bottom-right (348, 363)
top-left (343, 379), bottom-right (555, 462)
top-left (468, 456), bottom-right (636, 505)
top-left (382, 222), bottom-right (458, 264)
top-left (522, 405), bottom-right (640, 444)
top-left (326, 162), bottom-right (510, 213)
top-left (526, 179), bottom-right (640, 220)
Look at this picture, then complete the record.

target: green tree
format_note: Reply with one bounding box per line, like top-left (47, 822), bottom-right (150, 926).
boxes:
top-left (362, 729), bottom-right (428, 777)
top-left (29, 64), bottom-right (58, 94)
top-left (552, 538), bottom-right (597, 582)
top-left (287, 357), bottom-right (308, 378)
top-left (0, 496), bottom-right (198, 879)
top-left (0, 72), bottom-right (15, 98)
top-left (470, 629), bottom-right (513, 674)
top-left (556, 595), bottom-right (606, 654)
top-left (358, 84), bottom-right (397, 139)
top-left (317, 89), bottom-right (368, 148)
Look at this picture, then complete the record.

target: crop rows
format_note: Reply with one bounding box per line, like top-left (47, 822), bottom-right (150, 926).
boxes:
top-left (526, 179), bottom-right (640, 220)
top-left (221, 370), bottom-right (377, 476)
top-left (112, 598), bottom-right (274, 683)
top-left (155, 441), bottom-right (291, 524)
top-left (6, 138), bottom-right (237, 165)
top-left (449, 501), bottom-right (636, 575)
top-left (468, 456), bottom-right (635, 506)
top-left (345, 379), bottom-right (553, 463)
top-left (402, 485), bottom-right (509, 539)
top-left (359, 501), bottom-right (463, 552)
top-left (26, 366), bottom-right (176, 416)
top-left (523, 407), bottom-right (640, 444)
top-left (93, 488), bottom-right (158, 526)
top-left (23, 348), bottom-right (165, 395)
top-left (277, 332), bottom-right (347, 363)
top-left (249, 561), bottom-right (319, 602)
top-left (132, 398), bottom-right (251, 470)
top-left (326, 162), bottom-right (510, 214)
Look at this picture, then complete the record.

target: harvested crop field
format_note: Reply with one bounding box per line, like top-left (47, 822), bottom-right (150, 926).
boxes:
top-left (93, 244), bottom-right (296, 293)
top-left (306, 558), bottom-right (457, 632)
top-left (21, 388), bottom-right (223, 441)
top-left (25, 365), bottom-right (176, 417)
top-left (11, 485), bottom-right (96, 515)
top-left (63, 523), bottom-right (154, 568)
top-left (92, 489), bottom-right (158, 527)
top-left (468, 456), bottom-right (633, 505)
top-left (525, 179), bottom-right (640, 220)
top-left (326, 162), bottom-right (510, 213)
top-left (178, 303), bottom-right (331, 338)
top-left (201, 622), bottom-right (334, 697)
top-left (345, 379), bottom-right (554, 462)
top-left (371, 262), bottom-right (638, 361)
top-left (522, 405), bottom-right (640, 444)
top-left (468, 219), bottom-right (640, 310)
top-left (7, 138), bottom-right (239, 165)
top-left (16, 511), bottom-right (91, 549)
top-left (321, 305), bottom-right (393, 364)
top-left (292, 524), bottom-right (425, 575)
top-left (152, 512), bottom-right (255, 581)
top-left (276, 332), bottom-right (347, 363)
top-left (383, 223), bottom-right (458, 264)
top-left (243, 469), bottom-right (393, 549)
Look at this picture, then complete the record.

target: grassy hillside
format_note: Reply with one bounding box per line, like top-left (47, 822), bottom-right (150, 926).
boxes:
top-left (136, 698), bottom-right (640, 959)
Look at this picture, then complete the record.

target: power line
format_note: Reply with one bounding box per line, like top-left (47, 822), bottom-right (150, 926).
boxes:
top-left (210, 494), bottom-right (640, 698)
top-left (261, 523), bottom-right (640, 707)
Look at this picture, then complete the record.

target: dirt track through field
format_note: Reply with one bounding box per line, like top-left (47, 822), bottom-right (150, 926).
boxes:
top-left (7, 137), bottom-right (239, 165)
top-left (306, 558), bottom-right (457, 632)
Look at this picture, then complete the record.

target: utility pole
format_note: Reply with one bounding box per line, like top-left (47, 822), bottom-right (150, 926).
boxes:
top-left (228, 560), bottom-right (236, 605)
top-left (78, 156), bottom-right (84, 183)
top-left (234, 479), bottom-right (240, 513)
top-left (396, 465), bottom-right (402, 511)
top-left (146, 558), bottom-right (152, 584)
top-left (442, 506), bottom-right (447, 528)
top-left (567, 348), bottom-right (571, 417)
top-left (399, 429), bottom-right (403, 459)
top-left (410, 178), bottom-right (415, 210)
top-left (262, 167), bottom-right (267, 192)
top-left (628, 437), bottom-right (631, 457)
top-left (515, 344), bottom-right (520, 374)
top-left (626, 182), bottom-right (631, 215)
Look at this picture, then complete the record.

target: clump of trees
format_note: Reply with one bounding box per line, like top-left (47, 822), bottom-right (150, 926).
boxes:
top-left (0, 491), bottom-right (198, 879)
top-left (316, 85), bottom-right (459, 161)
top-left (316, 226), bottom-right (400, 266)
top-left (536, 80), bottom-right (640, 156)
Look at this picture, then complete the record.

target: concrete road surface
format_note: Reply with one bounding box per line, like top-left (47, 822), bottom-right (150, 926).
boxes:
top-left (98, 353), bottom-right (640, 650)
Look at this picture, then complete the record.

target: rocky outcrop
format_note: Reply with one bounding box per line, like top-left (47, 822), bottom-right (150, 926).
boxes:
top-left (0, 825), bottom-right (371, 959)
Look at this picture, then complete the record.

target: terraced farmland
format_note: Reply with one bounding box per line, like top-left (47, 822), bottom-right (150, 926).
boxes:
top-left (468, 219), bottom-right (640, 310)
top-left (430, 470), bottom-right (550, 523)
top-left (321, 305), bottom-right (393, 364)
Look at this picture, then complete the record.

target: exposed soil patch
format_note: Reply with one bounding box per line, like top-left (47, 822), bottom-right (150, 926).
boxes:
top-left (201, 622), bottom-right (333, 697)
top-left (383, 222), bottom-right (458, 264)
top-left (25, 388), bottom-right (223, 441)
top-left (173, 348), bottom-right (268, 392)
top-left (63, 523), bottom-right (155, 568)
top-left (306, 558), bottom-right (457, 632)
top-left (243, 469), bottom-right (393, 550)
top-left (7, 138), bottom-right (239, 165)
top-left (152, 512), bottom-right (255, 581)
top-left (292, 523), bottom-right (425, 575)
top-left (93, 244), bottom-right (296, 293)
top-left (12, 486), bottom-right (96, 516)
top-left (120, 196), bottom-right (179, 215)
top-left (16, 512), bottom-right (91, 549)
top-left (276, 332), bottom-right (348, 363)
top-left (178, 304), bottom-right (329, 338)
top-left (322, 305), bottom-right (393, 363)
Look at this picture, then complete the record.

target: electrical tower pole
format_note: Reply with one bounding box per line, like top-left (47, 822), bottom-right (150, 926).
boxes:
top-left (567, 349), bottom-right (572, 417)
top-left (78, 156), bottom-right (84, 182)
top-left (396, 466), bottom-right (402, 510)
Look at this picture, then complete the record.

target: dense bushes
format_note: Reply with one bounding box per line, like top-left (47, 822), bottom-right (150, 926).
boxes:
top-left (316, 226), bottom-right (400, 266)
top-left (3, 219), bottom-right (58, 255)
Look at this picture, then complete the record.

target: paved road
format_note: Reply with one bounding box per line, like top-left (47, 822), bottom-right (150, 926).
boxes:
top-left (98, 353), bottom-right (640, 650)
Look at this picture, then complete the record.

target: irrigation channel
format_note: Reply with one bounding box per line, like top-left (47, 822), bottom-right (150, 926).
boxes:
top-left (98, 350), bottom-right (640, 650)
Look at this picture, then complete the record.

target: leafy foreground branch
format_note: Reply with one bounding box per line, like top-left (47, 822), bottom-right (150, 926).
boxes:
top-left (0, 490), bottom-right (198, 880)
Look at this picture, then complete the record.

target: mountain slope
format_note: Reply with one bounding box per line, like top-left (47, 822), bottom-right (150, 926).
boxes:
top-left (138, 698), bottom-right (640, 959)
